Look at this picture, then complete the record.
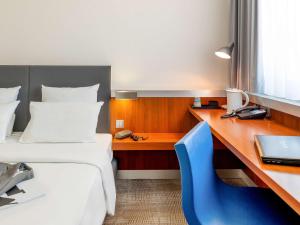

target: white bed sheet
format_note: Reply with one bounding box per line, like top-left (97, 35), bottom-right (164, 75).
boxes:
top-left (0, 163), bottom-right (107, 225)
top-left (0, 133), bottom-right (115, 225)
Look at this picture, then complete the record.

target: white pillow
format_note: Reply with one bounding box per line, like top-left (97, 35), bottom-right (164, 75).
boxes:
top-left (20, 102), bottom-right (103, 143)
top-left (0, 86), bottom-right (21, 103)
top-left (42, 84), bottom-right (99, 103)
top-left (0, 101), bottom-right (20, 143)
top-left (6, 114), bottom-right (16, 137)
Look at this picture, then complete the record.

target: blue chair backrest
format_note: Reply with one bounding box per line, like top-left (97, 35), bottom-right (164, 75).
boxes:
top-left (175, 122), bottom-right (223, 225)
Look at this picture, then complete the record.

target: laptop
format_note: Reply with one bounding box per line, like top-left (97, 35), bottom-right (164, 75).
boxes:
top-left (255, 135), bottom-right (300, 166)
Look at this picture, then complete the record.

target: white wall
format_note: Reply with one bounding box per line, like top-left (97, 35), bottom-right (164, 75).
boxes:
top-left (0, 0), bottom-right (231, 91)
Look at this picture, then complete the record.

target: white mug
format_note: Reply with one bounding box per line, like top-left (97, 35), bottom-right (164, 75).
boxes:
top-left (226, 88), bottom-right (249, 114)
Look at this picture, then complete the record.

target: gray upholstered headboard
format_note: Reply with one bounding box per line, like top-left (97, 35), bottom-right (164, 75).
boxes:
top-left (0, 66), bottom-right (29, 131)
top-left (0, 66), bottom-right (111, 133)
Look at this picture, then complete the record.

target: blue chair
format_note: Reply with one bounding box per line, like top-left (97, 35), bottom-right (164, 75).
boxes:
top-left (175, 122), bottom-right (299, 225)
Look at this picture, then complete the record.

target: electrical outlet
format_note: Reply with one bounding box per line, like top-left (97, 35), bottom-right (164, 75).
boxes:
top-left (116, 120), bottom-right (124, 129)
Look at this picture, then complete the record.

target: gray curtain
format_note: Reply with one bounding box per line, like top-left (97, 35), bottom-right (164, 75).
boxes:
top-left (230, 0), bottom-right (258, 91)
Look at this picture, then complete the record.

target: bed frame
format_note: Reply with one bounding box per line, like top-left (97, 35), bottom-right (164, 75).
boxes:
top-left (0, 66), bottom-right (111, 133)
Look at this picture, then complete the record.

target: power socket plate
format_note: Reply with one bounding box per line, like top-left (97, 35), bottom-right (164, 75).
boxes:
top-left (116, 120), bottom-right (124, 129)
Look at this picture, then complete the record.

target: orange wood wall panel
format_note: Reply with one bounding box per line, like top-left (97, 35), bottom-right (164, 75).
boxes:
top-left (270, 109), bottom-right (300, 130)
top-left (111, 97), bottom-right (300, 134)
top-left (110, 97), bottom-right (226, 134)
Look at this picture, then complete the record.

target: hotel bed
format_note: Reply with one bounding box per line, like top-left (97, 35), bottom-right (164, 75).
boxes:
top-left (0, 133), bottom-right (115, 225)
top-left (0, 66), bottom-right (116, 225)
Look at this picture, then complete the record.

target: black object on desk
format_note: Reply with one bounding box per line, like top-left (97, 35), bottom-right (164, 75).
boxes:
top-left (130, 134), bottom-right (149, 141)
top-left (192, 101), bottom-right (221, 109)
top-left (221, 105), bottom-right (267, 120)
top-left (237, 109), bottom-right (267, 120)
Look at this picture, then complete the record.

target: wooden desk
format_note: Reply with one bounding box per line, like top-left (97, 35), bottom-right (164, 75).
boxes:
top-left (112, 133), bottom-right (185, 150)
top-left (112, 133), bottom-right (184, 170)
top-left (189, 108), bottom-right (300, 215)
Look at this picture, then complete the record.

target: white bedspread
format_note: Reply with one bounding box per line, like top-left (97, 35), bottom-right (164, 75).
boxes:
top-left (0, 163), bottom-right (107, 225)
top-left (0, 133), bottom-right (116, 224)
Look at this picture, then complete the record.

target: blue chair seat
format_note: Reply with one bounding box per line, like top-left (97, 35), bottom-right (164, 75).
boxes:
top-left (175, 122), bottom-right (299, 225)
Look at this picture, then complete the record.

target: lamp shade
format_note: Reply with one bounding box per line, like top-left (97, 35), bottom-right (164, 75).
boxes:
top-left (215, 43), bottom-right (234, 59)
top-left (115, 90), bottom-right (138, 100)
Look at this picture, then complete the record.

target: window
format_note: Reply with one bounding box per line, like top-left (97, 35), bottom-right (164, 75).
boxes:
top-left (257, 0), bottom-right (300, 101)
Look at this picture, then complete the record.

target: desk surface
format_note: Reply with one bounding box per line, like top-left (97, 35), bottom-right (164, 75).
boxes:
top-left (112, 133), bottom-right (185, 150)
top-left (189, 108), bottom-right (300, 215)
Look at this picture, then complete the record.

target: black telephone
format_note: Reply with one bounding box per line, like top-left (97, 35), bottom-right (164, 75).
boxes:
top-left (221, 105), bottom-right (268, 120)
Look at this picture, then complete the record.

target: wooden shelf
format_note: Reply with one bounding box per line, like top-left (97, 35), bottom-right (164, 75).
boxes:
top-left (112, 133), bottom-right (185, 151)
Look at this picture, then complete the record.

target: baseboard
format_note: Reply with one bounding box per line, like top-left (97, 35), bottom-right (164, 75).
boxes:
top-left (117, 169), bottom-right (256, 185)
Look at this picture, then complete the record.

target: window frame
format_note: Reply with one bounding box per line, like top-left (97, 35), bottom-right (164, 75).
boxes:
top-left (248, 92), bottom-right (300, 118)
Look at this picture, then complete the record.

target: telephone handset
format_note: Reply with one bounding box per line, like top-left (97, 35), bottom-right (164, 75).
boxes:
top-left (235, 105), bottom-right (260, 114)
top-left (221, 105), bottom-right (267, 120)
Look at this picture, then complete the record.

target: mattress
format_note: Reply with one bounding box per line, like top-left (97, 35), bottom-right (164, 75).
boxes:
top-left (0, 133), bottom-right (116, 225)
top-left (0, 163), bottom-right (106, 225)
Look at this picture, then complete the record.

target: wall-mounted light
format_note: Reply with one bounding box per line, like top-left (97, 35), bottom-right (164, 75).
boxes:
top-left (115, 90), bottom-right (138, 100)
top-left (215, 43), bottom-right (234, 59)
